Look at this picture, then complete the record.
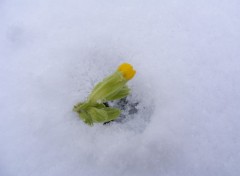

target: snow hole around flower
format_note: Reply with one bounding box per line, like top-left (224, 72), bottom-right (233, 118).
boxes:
top-left (72, 56), bottom-right (155, 132)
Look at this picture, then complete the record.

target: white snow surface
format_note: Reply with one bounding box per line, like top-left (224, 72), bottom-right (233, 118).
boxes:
top-left (1, 0), bottom-right (240, 176)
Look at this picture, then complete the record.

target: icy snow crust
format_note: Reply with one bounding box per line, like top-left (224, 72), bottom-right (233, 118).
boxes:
top-left (0, 0), bottom-right (240, 176)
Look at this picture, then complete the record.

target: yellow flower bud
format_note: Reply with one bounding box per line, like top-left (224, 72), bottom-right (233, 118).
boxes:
top-left (118, 63), bottom-right (136, 80)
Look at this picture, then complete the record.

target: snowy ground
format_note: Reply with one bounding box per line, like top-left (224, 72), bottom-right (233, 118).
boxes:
top-left (1, 0), bottom-right (240, 176)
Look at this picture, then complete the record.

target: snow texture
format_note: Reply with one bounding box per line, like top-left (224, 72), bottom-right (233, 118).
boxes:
top-left (0, 0), bottom-right (240, 176)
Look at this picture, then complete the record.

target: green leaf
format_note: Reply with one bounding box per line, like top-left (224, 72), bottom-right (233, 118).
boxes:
top-left (73, 102), bottom-right (91, 112)
top-left (78, 111), bottom-right (93, 126)
top-left (93, 103), bottom-right (106, 109)
top-left (88, 107), bottom-right (109, 123)
top-left (87, 106), bottom-right (121, 123)
top-left (103, 107), bottom-right (121, 121)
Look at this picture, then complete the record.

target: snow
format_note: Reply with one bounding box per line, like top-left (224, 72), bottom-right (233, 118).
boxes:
top-left (1, 0), bottom-right (240, 175)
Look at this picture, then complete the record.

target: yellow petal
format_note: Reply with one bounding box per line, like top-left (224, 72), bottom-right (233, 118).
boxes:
top-left (118, 63), bottom-right (136, 80)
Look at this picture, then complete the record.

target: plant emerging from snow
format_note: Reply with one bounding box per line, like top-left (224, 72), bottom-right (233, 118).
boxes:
top-left (73, 63), bottom-right (136, 126)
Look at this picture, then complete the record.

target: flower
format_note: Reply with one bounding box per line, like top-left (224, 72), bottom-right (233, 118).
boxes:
top-left (118, 63), bottom-right (136, 80)
top-left (73, 63), bottom-right (136, 126)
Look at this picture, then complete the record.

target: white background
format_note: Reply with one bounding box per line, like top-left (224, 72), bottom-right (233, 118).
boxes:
top-left (0, 0), bottom-right (240, 175)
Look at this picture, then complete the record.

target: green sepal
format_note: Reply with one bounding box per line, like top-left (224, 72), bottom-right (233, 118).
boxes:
top-left (88, 71), bottom-right (127, 103)
top-left (105, 85), bottom-right (130, 101)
